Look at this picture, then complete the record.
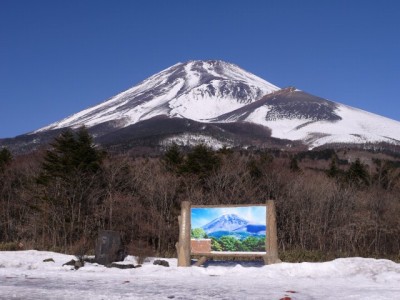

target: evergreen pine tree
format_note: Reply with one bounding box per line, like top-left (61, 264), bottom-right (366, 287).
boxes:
top-left (163, 143), bottom-right (183, 172)
top-left (36, 127), bottom-right (105, 249)
top-left (38, 127), bottom-right (104, 184)
top-left (74, 127), bottom-right (104, 173)
top-left (181, 144), bottom-right (220, 178)
top-left (290, 156), bottom-right (300, 172)
top-left (0, 147), bottom-right (12, 172)
top-left (327, 155), bottom-right (339, 178)
top-left (248, 159), bottom-right (263, 179)
top-left (346, 158), bottom-right (370, 187)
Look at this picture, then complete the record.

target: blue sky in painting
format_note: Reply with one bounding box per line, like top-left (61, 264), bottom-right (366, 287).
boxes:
top-left (191, 206), bottom-right (266, 229)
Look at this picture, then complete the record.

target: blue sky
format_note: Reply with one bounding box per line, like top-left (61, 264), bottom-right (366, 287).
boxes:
top-left (1, 0), bottom-right (399, 138)
top-left (191, 206), bottom-right (266, 229)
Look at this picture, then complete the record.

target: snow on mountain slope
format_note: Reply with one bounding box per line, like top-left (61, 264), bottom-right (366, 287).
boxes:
top-left (233, 224), bottom-right (266, 234)
top-left (246, 102), bottom-right (400, 149)
top-left (35, 60), bottom-right (279, 133)
top-left (28, 60), bottom-right (400, 150)
top-left (202, 214), bottom-right (249, 234)
top-left (215, 87), bottom-right (400, 149)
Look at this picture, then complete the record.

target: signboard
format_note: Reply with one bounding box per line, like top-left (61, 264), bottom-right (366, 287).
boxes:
top-left (191, 206), bottom-right (267, 253)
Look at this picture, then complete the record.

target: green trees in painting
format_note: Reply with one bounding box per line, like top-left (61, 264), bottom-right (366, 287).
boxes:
top-left (191, 228), bottom-right (265, 252)
top-left (242, 236), bottom-right (265, 251)
top-left (211, 238), bottom-right (223, 251)
top-left (218, 236), bottom-right (240, 251)
top-left (214, 235), bottom-right (265, 252)
top-left (191, 228), bottom-right (208, 239)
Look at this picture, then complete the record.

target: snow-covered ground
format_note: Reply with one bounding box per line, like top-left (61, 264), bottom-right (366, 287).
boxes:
top-left (161, 133), bottom-right (233, 150)
top-left (1, 251), bottom-right (399, 299)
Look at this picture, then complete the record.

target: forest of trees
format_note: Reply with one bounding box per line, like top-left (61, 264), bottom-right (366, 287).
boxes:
top-left (0, 128), bottom-right (400, 261)
top-left (191, 226), bottom-right (266, 252)
top-left (208, 236), bottom-right (265, 252)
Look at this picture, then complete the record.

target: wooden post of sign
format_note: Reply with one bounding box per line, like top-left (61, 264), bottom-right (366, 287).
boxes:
top-left (176, 201), bottom-right (191, 267)
top-left (264, 200), bottom-right (281, 264)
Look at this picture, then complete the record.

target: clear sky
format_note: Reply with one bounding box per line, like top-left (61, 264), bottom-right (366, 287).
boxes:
top-left (1, 0), bottom-right (399, 138)
top-left (191, 206), bottom-right (266, 229)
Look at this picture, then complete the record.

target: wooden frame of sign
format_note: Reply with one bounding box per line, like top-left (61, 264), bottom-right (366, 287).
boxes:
top-left (176, 200), bottom-right (281, 267)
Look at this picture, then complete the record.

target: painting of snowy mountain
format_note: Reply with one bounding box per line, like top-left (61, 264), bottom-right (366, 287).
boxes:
top-left (191, 206), bottom-right (266, 252)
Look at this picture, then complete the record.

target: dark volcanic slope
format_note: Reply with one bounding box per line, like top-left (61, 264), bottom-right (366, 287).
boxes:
top-left (214, 87), bottom-right (341, 122)
top-left (94, 116), bottom-right (301, 152)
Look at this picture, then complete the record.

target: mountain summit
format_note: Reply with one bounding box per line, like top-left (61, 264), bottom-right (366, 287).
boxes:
top-left (201, 213), bottom-right (266, 240)
top-left (2, 60), bottom-right (400, 153)
top-left (202, 214), bottom-right (250, 234)
top-left (37, 60), bottom-right (279, 132)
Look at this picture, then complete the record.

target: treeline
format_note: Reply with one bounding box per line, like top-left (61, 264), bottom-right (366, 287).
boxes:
top-left (210, 236), bottom-right (265, 252)
top-left (0, 128), bottom-right (400, 261)
top-left (191, 228), bottom-right (266, 252)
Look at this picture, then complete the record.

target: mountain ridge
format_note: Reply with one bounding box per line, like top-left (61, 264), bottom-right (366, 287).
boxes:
top-left (2, 59), bottom-right (400, 153)
top-left (35, 60), bottom-right (279, 132)
top-left (202, 214), bottom-right (250, 234)
top-left (200, 214), bottom-right (266, 241)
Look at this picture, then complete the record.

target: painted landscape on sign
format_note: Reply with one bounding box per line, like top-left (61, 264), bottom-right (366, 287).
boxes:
top-left (191, 206), bottom-right (266, 252)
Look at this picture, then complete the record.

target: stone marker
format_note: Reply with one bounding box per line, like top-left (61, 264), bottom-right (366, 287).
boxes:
top-left (95, 230), bottom-right (124, 266)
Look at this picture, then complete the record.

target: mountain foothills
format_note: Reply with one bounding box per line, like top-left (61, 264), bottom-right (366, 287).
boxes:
top-left (2, 60), bottom-right (400, 154)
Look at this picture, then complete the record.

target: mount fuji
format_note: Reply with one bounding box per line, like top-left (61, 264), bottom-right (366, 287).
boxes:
top-left (2, 60), bottom-right (400, 153)
top-left (37, 60), bottom-right (279, 131)
top-left (202, 214), bottom-right (250, 234)
top-left (201, 214), bottom-right (266, 240)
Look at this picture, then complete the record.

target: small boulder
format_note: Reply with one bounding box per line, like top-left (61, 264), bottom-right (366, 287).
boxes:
top-left (83, 257), bottom-right (96, 264)
top-left (109, 263), bottom-right (136, 269)
top-left (63, 259), bottom-right (84, 270)
top-left (153, 259), bottom-right (169, 267)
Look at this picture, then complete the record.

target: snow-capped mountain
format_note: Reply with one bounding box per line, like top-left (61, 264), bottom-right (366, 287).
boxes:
top-left (201, 214), bottom-right (266, 240)
top-left (2, 59), bottom-right (400, 153)
top-left (36, 60), bottom-right (279, 132)
top-left (202, 214), bottom-right (250, 234)
top-left (215, 87), bottom-right (400, 148)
